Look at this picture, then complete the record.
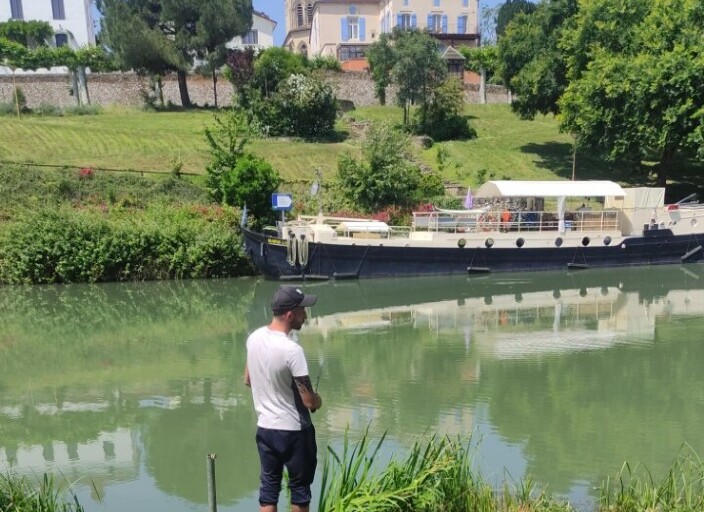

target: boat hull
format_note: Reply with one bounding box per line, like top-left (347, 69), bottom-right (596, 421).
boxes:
top-left (242, 227), bottom-right (704, 280)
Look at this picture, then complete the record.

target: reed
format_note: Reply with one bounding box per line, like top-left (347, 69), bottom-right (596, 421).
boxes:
top-left (599, 448), bottom-right (704, 511)
top-left (318, 428), bottom-right (572, 512)
top-left (0, 473), bottom-right (85, 512)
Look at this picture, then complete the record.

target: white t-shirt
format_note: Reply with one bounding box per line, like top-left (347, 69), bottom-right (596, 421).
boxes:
top-left (246, 326), bottom-right (312, 431)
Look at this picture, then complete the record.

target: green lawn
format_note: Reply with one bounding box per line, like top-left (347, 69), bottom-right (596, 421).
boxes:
top-left (1, 105), bottom-right (701, 193)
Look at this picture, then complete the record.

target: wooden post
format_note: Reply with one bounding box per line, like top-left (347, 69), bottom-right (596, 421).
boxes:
top-left (206, 453), bottom-right (217, 512)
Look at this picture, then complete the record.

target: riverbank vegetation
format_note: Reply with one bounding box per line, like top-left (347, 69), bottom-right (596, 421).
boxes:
top-left (0, 473), bottom-right (84, 512)
top-left (0, 165), bottom-right (252, 284)
top-left (319, 432), bottom-right (704, 512)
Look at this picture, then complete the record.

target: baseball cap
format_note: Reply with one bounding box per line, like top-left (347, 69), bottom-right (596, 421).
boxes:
top-left (271, 286), bottom-right (318, 315)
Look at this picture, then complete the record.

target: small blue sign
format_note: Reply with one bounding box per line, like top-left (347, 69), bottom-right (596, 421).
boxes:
top-left (272, 193), bottom-right (293, 211)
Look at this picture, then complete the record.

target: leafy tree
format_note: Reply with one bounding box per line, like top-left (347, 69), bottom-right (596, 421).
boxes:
top-left (417, 78), bottom-right (476, 141)
top-left (365, 32), bottom-right (394, 106)
top-left (480, 4), bottom-right (500, 44)
top-left (497, 0), bottom-right (577, 119)
top-left (337, 123), bottom-right (439, 212)
top-left (496, 0), bottom-right (537, 39)
top-left (391, 29), bottom-right (447, 127)
top-left (250, 46), bottom-right (307, 98)
top-left (98, 0), bottom-right (253, 107)
top-left (223, 47), bottom-right (256, 104)
top-left (204, 109), bottom-right (280, 224)
top-left (559, 0), bottom-right (704, 185)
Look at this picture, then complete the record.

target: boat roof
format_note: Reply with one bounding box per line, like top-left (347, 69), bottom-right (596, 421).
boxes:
top-left (475, 180), bottom-right (627, 198)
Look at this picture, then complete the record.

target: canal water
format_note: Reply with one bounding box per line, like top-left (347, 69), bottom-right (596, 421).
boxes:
top-left (2, 265), bottom-right (704, 511)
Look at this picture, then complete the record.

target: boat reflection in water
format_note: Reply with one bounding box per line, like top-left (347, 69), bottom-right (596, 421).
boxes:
top-left (303, 265), bottom-right (703, 359)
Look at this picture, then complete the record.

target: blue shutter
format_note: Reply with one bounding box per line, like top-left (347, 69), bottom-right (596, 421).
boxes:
top-left (427, 14), bottom-right (432, 29)
top-left (463, 0), bottom-right (469, 6)
top-left (397, 14), bottom-right (402, 27)
top-left (457, 16), bottom-right (466, 34)
top-left (360, 18), bottom-right (366, 41)
top-left (411, 13), bottom-right (417, 27)
top-left (433, 0), bottom-right (440, 6)
top-left (341, 18), bottom-right (349, 41)
top-left (442, 15), bottom-right (448, 33)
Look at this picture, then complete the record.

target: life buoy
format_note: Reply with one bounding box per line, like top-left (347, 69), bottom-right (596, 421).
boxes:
top-left (479, 213), bottom-right (496, 232)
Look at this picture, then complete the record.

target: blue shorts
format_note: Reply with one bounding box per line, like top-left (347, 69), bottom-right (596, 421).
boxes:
top-left (255, 426), bottom-right (317, 506)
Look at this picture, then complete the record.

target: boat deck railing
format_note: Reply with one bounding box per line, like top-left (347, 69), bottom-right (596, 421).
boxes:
top-left (297, 211), bottom-right (620, 238)
top-left (412, 210), bottom-right (620, 234)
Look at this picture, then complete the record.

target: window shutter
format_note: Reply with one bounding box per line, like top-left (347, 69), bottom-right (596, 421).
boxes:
top-left (442, 15), bottom-right (448, 33)
top-left (427, 14), bottom-right (432, 29)
top-left (397, 14), bottom-right (402, 27)
top-left (341, 18), bottom-right (349, 41)
top-left (457, 16), bottom-right (466, 34)
top-left (463, 0), bottom-right (469, 6)
top-left (411, 14), bottom-right (417, 27)
top-left (359, 18), bottom-right (366, 41)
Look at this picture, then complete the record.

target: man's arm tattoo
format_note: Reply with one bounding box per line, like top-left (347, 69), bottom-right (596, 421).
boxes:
top-left (293, 375), bottom-right (314, 395)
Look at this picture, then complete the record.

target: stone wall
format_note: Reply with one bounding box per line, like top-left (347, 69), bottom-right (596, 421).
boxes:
top-left (0, 71), bottom-right (509, 109)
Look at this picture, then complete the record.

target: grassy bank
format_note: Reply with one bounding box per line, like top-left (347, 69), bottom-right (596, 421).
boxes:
top-left (0, 165), bottom-right (253, 284)
top-left (3, 105), bottom-right (703, 196)
top-left (319, 432), bottom-right (704, 512)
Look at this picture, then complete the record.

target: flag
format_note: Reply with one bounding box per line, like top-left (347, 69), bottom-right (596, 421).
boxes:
top-left (463, 187), bottom-right (473, 209)
top-left (240, 203), bottom-right (247, 227)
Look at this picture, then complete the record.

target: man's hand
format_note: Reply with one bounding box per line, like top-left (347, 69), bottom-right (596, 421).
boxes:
top-left (243, 364), bottom-right (251, 387)
top-left (294, 375), bottom-right (323, 411)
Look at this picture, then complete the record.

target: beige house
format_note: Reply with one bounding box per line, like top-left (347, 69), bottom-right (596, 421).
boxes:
top-left (283, 0), bottom-right (480, 66)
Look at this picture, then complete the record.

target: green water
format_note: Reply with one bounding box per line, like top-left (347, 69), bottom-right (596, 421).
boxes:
top-left (2, 265), bottom-right (704, 511)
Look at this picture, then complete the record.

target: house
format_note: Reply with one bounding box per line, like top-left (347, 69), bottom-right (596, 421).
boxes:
top-left (283, 0), bottom-right (480, 66)
top-left (227, 10), bottom-right (277, 52)
top-left (0, 0), bottom-right (96, 49)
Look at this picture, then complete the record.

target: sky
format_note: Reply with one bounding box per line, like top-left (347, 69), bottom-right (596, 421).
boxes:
top-left (252, 0), bottom-right (507, 47)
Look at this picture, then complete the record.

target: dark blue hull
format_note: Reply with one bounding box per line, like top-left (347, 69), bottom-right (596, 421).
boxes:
top-left (242, 228), bottom-right (704, 280)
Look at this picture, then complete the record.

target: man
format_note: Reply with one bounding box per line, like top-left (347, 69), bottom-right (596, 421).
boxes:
top-left (244, 285), bottom-right (323, 512)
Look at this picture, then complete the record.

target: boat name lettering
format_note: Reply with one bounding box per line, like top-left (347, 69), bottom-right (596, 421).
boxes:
top-left (267, 238), bottom-right (287, 246)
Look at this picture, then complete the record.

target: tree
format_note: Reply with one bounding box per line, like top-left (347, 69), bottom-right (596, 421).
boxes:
top-left (365, 32), bottom-right (394, 106)
top-left (496, 0), bottom-right (537, 39)
top-left (393, 29), bottom-right (447, 127)
top-left (559, 0), bottom-right (704, 186)
top-left (251, 46), bottom-right (307, 98)
top-left (497, 0), bottom-right (578, 119)
top-left (480, 5), bottom-right (500, 45)
top-left (337, 124), bottom-right (428, 212)
top-left (98, 0), bottom-right (253, 107)
top-left (204, 109), bottom-right (280, 224)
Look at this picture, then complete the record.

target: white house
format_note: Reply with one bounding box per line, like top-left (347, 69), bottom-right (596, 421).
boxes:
top-left (227, 10), bottom-right (277, 52)
top-left (0, 0), bottom-right (96, 49)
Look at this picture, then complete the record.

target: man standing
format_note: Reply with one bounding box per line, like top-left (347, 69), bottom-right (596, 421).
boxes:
top-left (244, 285), bottom-right (323, 512)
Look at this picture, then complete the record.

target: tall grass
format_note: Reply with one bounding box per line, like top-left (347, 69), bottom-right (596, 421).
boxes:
top-left (318, 429), bottom-right (572, 512)
top-left (0, 473), bottom-right (85, 512)
top-left (599, 448), bottom-right (704, 511)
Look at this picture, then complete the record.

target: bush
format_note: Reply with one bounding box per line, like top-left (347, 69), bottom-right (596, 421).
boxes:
top-left (308, 56), bottom-right (342, 71)
top-left (218, 154), bottom-right (280, 224)
top-left (35, 102), bottom-right (63, 116)
top-left (64, 104), bottom-right (102, 116)
top-left (414, 78), bottom-right (477, 141)
top-left (0, 205), bottom-right (253, 284)
top-left (250, 74), bottom-right (338, 138)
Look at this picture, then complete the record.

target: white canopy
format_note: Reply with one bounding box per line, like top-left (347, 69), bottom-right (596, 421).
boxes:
top-left (475, 180), bottom-right (627, 198)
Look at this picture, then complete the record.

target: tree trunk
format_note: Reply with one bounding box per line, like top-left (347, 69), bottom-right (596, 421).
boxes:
top-left (70, 70), bottom-right (82, 107)
top-left (78, 67), bottom-right (90, 106)
top-left (657, 145), bottom-right (676, 187)
top-left (177, 70), bottom-right (191, 107)
top-left (479, 67), bottom-right (486, 104)
top-left (212, 67), bottom-right (218, 108)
